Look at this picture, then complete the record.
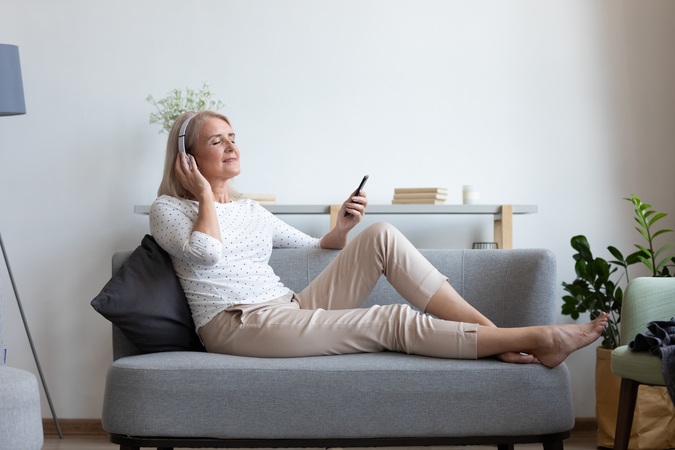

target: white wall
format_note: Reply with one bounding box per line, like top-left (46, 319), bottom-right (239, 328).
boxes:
top-left (1, 0), bottom-right (674, 419)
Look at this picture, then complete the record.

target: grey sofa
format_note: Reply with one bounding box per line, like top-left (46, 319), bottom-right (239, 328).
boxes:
top-left (101, 247), bottom-right (575, 450)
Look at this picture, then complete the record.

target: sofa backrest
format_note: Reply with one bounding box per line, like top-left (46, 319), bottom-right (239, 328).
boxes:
top-left (111, 247), bottom-right (556, 359)
top-left (269, 248), bottom-right (557, 327)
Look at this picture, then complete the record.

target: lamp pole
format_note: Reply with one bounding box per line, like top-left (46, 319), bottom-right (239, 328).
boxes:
top-left (0, 43), bottom-right (62, 439)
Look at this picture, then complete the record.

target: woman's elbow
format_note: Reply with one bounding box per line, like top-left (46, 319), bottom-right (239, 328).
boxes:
top-left (182, 241), bottom-right (222, 266)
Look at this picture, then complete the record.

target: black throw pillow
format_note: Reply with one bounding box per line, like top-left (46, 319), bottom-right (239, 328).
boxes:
top-left (91, 234), bottom-right (205, 353)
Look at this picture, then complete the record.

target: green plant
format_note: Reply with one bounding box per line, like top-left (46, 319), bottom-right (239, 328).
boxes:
top-left (146, 82), bottom-right (225, 134)
top-left (626, 194), bottom-right (674, 276)
top-left (561, 195), bottom-right (674, 349)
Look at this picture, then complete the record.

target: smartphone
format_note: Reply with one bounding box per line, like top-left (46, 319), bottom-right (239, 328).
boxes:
top-left (345, 175), bottom-right (369, 217)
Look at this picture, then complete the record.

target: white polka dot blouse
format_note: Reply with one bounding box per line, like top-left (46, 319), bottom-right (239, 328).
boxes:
top-left (149, 195), bottom-right (321, 330)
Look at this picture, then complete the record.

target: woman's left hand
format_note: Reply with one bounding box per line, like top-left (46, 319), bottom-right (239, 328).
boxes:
top-left (337, 191), bottom-right (368, 231)
top-left (320, 190), bottom-right (368, 250)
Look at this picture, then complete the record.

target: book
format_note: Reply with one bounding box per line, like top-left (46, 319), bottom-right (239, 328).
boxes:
top-left (243, 193), bottom-right (276, 205)
top-left (392, 187), bottom-right (448, 204)
top-left (394, 187), bottom-right (448, 195)
top-left (393, 192), bottom-right (448, 200)
top-left (392, 198), bottom-right (446, 205)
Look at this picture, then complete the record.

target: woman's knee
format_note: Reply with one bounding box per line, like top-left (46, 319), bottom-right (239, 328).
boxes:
top-left (360, 221), bottom-right (400, 241)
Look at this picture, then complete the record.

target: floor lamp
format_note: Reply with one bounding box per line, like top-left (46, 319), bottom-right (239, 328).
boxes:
top-left (0, 43), bottom-right (63, 439)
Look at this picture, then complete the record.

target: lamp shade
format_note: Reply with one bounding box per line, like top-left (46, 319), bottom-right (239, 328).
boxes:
top-left (0, 44), bottom-right (26, 116)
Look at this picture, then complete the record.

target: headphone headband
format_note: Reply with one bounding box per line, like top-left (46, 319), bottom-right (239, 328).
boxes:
top-left (178, 113), bottom-right (197, 153)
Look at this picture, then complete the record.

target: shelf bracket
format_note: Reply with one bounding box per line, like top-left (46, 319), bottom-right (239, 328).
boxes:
top-left (494, 205), bottom-right (513, 249)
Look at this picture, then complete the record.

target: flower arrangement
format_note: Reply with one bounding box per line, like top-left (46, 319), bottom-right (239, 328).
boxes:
top-left (146, 82), bottom-right (225, 134)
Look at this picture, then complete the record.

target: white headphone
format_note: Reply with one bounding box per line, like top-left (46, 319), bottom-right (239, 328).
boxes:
top-left (178, 113), bottom-right (197, 154)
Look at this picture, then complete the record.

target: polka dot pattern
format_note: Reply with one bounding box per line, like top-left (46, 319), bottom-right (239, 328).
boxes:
top-left (149, 195), bottom-right (321, 330)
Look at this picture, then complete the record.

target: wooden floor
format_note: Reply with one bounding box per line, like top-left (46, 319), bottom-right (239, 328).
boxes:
top-left (43, 430), bottom-right (599, 449)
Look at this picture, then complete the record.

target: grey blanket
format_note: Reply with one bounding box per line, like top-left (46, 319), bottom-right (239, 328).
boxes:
top-left (629, 318), bottom-right (675, 406)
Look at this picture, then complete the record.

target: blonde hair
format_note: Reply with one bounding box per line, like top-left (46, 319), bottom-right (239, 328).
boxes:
top-left (157, 110), bottom-right (242, 200)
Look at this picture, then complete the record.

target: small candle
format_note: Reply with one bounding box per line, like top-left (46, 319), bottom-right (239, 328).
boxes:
top-left (462, 185), bottom-right (480, 205)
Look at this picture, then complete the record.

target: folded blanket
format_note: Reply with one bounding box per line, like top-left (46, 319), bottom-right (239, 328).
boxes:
top-left (629, 318), bottom-right (675, 406)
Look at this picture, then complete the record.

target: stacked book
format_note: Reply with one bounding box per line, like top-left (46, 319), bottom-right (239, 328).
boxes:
top-left (243, 194), bottom-right (276, 205)
top-left (392, 188), bottom-right (448, 204)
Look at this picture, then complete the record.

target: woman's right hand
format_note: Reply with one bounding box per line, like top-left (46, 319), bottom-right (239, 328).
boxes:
top-left (174, 153), bottom-right (213, 202)
top-left (174, 152), bottom-right (222, 242)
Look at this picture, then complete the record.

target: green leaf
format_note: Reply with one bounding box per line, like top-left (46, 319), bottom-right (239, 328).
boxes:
top-left (607, 246), bottom-right (624, 261)
top-left (561, 303), bottom-right (576, 316)
top-left (640, 257), bottom-right (655, 272)
top-left (634, 216), bottom-right (648, 229)
top-left (648, 212), bottom-right (667, 227)
top-left (635, 244), bottom-right (651, 256)
top-left (652, 229), bottom-right (673, 239)
top-left (656, 257), bottom-right (673, 273)
top-left (575, 259), bottom-right (588, 278)
top-left (654, 243), bottom-right (674, 257)
top-left (571, 235), bottom-right (593, 261)
top-left (625, 250), bottom-right (645, 265)
top-left (634, 226), bottom-right (650, 241)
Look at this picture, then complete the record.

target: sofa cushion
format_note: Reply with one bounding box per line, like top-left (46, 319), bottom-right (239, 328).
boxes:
top-left (91, 235), bottom-right (205, 353)
top-left (102, 351), bottom-right (574, 439)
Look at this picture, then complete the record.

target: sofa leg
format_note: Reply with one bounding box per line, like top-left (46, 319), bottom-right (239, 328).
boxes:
top-left (542, 439), bottom-right (564, 450)
top-left (498, 444), bottom-right (514, 450)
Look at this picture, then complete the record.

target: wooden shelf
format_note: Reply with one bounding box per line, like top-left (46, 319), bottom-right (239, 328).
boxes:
top-left (135, 204), bottom-right (537, 249)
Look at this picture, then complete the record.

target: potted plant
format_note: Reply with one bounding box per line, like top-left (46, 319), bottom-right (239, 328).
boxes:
top-left (146, 82), bottom-right (225, 134)
top-left (561, 194), bottom-right (675, 449)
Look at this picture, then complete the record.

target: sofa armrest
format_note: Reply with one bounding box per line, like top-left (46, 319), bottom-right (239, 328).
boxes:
top-left (454, 248), bottom-right (557, 328)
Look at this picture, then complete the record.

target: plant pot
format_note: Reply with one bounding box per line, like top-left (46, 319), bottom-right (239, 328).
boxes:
top-left (595, 347), bottom-right (675, 449)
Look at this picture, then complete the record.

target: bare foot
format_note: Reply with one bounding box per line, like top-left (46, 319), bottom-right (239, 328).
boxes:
top-left (497, 352), bottom-right (539, 364)
top-left (534, 313), bottom-right (609, 368)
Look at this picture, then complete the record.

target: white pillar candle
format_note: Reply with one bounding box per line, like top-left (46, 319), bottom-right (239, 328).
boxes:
top-left (462, 185), bottom-right (480, 204)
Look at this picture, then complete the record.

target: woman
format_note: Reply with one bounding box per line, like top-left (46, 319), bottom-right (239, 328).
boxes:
top-left (150, 110), bottom-right (608, 367)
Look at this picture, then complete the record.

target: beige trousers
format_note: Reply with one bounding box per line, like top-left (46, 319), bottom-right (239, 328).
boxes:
top-left (198, 222), bottom-right (478, 359)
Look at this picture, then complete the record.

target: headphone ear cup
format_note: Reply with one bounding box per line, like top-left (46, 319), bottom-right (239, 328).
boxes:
top-left (178, 113), bottom-right (196, 153)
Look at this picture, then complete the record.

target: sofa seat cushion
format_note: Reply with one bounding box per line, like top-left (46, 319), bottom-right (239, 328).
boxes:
top-left (611, 345), bottom-right (665, 386)
top-left (102, 351), bottom-right (574, 440)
